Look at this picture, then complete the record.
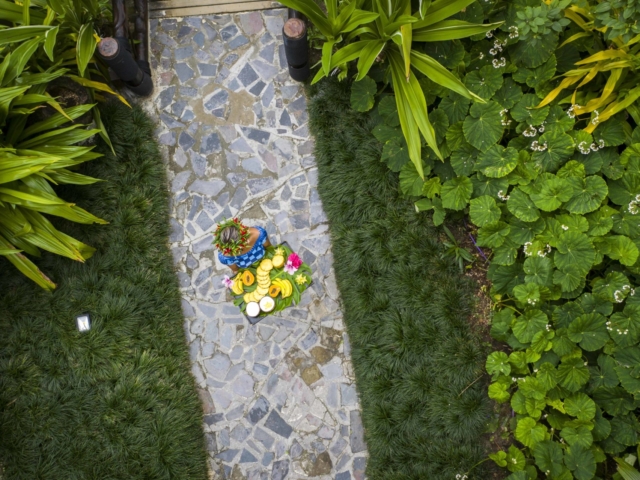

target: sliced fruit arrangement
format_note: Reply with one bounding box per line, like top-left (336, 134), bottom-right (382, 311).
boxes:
top-left (228, 243), bottom-right (312, 318)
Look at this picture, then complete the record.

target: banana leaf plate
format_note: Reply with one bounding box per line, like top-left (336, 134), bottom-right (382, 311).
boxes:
top-left (228, 242), bottom-right (313, 325)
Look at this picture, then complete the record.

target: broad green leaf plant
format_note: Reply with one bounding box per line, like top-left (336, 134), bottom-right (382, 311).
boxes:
top-left (343, 0), bottom-right (640, 477)
top-left (279, 0), bottom-right (502, 178)
top-left (0, 0), bottom-right (124, 289)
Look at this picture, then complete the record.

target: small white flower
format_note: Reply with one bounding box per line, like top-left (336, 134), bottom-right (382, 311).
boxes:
top-left (538, 124), bottom-right (545, 133)
top-left (497, 190), bottom-right (510, 201)
top-left (492, 57), bottom-right (506, 68)
top-left (523, 242), bottom-right (533, 256)
top-left (591, 110), bottom-right (600, 125)
top-left (509, 26), bottom-right (519, 38)
top-left (578, 141), bottom-right (591, 155)
top-left (567, 104), bottom-right (580, 118)
top-left (561, 225), bottom-right (569, 231)
top-left (614, 290), bottom-right (625, 303)
top-left (489, 48), bottom-right (497, 55)
top-left (478, 52), bottom-right (485, 60)
top-left (523, 125), bottom-right (538, 137)
top-left (486, 31), bottom-right (493, 38)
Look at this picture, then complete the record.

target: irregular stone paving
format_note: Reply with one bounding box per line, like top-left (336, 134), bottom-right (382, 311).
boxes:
top-left (146, 10), bottom-right (367, 480)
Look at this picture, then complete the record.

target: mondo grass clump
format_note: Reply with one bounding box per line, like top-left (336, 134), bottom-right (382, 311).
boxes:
top-left (308, 78), bottom-right (492, 479)
top-left (0, 103), bottom-right (208, 479)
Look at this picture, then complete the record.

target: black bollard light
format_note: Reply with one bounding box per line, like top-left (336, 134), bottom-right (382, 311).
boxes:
top-left (283, 12), bottom-right (310, 82)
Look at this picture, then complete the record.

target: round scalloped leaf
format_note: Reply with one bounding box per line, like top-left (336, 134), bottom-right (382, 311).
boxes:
top-left (511, 390), bottom-right (527, 415)
top-left (554, 232), bottom-right (595, 274)
top-left (536, 362), bottom-right (558, 390)
top-left (592, 386), bottom-right (635, 416)
top-left (441, 176), bottom-right (473, 211)
top-left (546, 105), bottom-right (575, 135)
top-left (586, 206), bottom-right (616, 236)
top-left (592, 407), bottom-right (611, 441)
top-left (488, 381), bottom-right (511, 403)
top-left (476, 145), bottom-right (519, 178)
top-left (463, 101), bottom-right (504, 152)
top-left (450, 142), bottom-right (478, 177)
top-left (350, 76), bottom-right (376, 112)
top-left (372, 124), bottom-right (403, 144)
top-left (589, 355), bottom-right (619, 389)
top-left (608, 306), bottom-right (640, 347)
top-left (494, 77), bottom-right (523, 109)
top-left (564, 393), bottom-right (596, 421)
top-left (510, 31), bottom-right (558, 68)
top-left (605, 235), bottom-right (639, 266)
top-left (592, 271), bottom-right (630, 302)
top-left (610, 415), bottom-right (640, 446)
top-left (564, 176), bottom-right (608, 214)
top-left (489, 451), bottom-right (507, 468)
top-left (560, 425), bottom-right (593, 448)
top-left (381, 140), bottom-right (410, 172)
top-left (378, 95), bottom-right (400, 127)
top-left (565, 444), bottom-right (596, 480)
top-left (524, 256), bottom-right (553, 287)
top-left (511, 94), bottom-right (550, 126)
top-left (445, 122), bottom-right (465, 152)
top-left (593, 118), bottom-right (627, 147)
top-left (513, 283), bottom-right (541, 305)
top-left (439, 93), bottom-right (470, 124)
top-left (430, 108), bottom-right (449, 145)
top-left (486, 351), bottom-right (511, 377)
top-left (515, 417), bottom-right (546, 448)
top-left (520, 54), bottom-right (557, 89)
top-left (553, 265), bottom-right (584, 293)
top-left (476, 221), bottom-right (510, 248)
top-left (511, 218), bottom-right (546, 245)
top-left (530, 176), bottom-right (573, 212)
top-left (533, 440), bottom-right (564, 477)
top-left (470, 195), bottom-right (501, 227)
top-left (399, 162), bottom-right (424, 197)
top-left (493, 238), bottom-right (518, 266)
top-left (557, 357), bottom-right (590, 392)
top-left (471, 174), bottom-right (509, 198)
top-left (532, 131), bottom-right (575, 172)
top-left (488, 261), bottom-right (525, 295)
top-left (464, 65), bottom-right (504, 100)
top-left (512, 309), bottom-right (548, 344)
top-left (506, 445), bottom-right (526, 473)
top-left (568, 313), bottom-right (608, 351)
top-left (508, 187), bottom-right (540, 222)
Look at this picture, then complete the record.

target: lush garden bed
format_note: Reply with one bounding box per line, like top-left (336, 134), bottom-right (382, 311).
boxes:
top-left (305, 0), bottom-right (640, 478)
top-left (0, 103), bottom-right (208, 479)
top-left (309, 77), bottom-right (493, 479)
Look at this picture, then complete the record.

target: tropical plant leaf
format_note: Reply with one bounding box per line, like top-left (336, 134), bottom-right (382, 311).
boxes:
top-left (441, 176), bottom-right (472, 210)
top-left (515, 417), bottom-right (546, 448)
top-left (557, 357), bottom-right (590, 392)
top-left (564, 444), bottom-right (597, 480)
top-left (477, 221), bottom-right (510, 248)
top-left (463, 101), bottom-right (503, 151)
top-left (533, 440), bottom-right (564, 477)
top-left (469, 195), bottom-right (501, 227)
top-left (486, 351), bottom-right (511, 378)
top-left (351, 76), bottom-right (377, 112)
top-left (476, 145), bottom-right (519, 178)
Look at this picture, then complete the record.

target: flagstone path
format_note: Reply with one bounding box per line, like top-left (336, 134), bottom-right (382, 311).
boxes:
top-left (146, 10), bottom-right (367, 480)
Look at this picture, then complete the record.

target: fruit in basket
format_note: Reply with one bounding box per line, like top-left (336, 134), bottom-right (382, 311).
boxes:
top-left (268, 284), bottom-right (281, 297)
top-left (272, 254), bottom-right (285, 268)
top-left (260, 258), bottom-right (273, 271)
top-left (259, 296), bottom-right (275, 312)
top-left (242, 270), bottom-right (255, 286)
top-left (246, 302), bottom-right (260, 317)
top-left (232, 276), bottom-right (244, 295)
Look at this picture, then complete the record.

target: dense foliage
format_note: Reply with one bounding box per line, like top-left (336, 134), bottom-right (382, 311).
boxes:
top-left (309, 78), bottom-right (492, 480)
top-left (0, 0), bottom-right (126, 289)
top-left (0, 102), bottom-right (208, 479)
top-left (307, 0), bottom-right (640, 477)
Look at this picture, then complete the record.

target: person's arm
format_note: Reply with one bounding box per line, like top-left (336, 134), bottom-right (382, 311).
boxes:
top-left (261, 227), bottom-right (271, 247)
top-left (229, 263), bottom-right (239, 273)
top-left (264, 238), bottom-right (272, 247)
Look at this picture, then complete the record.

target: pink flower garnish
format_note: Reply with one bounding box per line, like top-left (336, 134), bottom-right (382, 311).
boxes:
top-left (222, 275), bottom-right (234, 289)
top-left (288, 252), bottom-right (302, 268)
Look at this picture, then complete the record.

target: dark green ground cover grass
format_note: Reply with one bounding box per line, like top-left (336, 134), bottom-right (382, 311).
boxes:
top-left (309, 78), bottom-right (493, 479)
top-left (0, 103), bottom-right (208, 479)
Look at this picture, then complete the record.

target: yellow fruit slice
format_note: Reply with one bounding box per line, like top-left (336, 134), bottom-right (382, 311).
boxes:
top-left (256, 286), bottom-right (269, 296)
top-left (260, 259), bottom-right (273, 271)
top-left (283, 279), bottom-right (293, 298)
top-left (272, 255), bottom-right (284, 268)
top-left (243, 293), bottom-right (252, 303)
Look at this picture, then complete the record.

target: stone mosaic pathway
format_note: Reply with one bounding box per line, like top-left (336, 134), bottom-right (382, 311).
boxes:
top-left (146, 10), bottom-right (367, 480)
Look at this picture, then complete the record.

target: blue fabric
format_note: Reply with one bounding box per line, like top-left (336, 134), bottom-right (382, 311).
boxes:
top-left (218, 226), bottom-right (268, 268)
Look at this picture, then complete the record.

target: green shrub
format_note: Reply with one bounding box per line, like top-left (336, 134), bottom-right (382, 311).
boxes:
top-left (0, 0), bottom-right (126, 289)
top-left (311, 0), bottom-right (640, 477)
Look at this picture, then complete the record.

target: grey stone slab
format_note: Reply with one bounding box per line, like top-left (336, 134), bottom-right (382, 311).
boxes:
top-left (197, 63), bottom-right (217, 76)
top-left (264, 410), bottom-right (293, 439)
top-left (203, 89), bottom-right (228, 112)
top-left (157, 86), bottom-right (176, 109)
top-left (242, 157), bottom-right (263, 175)
top-left (242, 127), bottom-right (270, 145)
top-left (175, 46), bottom-right (194, 60)
top-left (248, 177), bottom-right (275, 195)
top-left (216, 448), bottom-right (239, 462)
top-left (194, 31), bottom-right (205, 47)
top-left (262, 452), bottom-right (274, 467)
top-left (254, 427), bottom-right (275, 449)
top-left (160, 113), bottom-right (184, 129)
top-left (200, 132), bottom-right (221, 154)
top-left (175, 63), bottom-right (194, 83)
top-left (229, 35), bottom-right (249, 49)
top-left (247, 396), bottom-right (270, 425)
top-left (188, 180), bottom-right (225, 196)
top-left (238, 63), bottom-right (259, 86)
top-left (349, 410), bottom-right (366, 453)
top-left (220, 25), bottom-right (238, 41)
top-left (271, 459), bottom-right (289, 480)
top-left (240, 449), bottom-right (258, 463)
top-left (336, 471), bottom-right (351, 480)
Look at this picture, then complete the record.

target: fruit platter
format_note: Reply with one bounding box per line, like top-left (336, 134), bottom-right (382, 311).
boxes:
top-left (226, 243), bottom-right (312, 323)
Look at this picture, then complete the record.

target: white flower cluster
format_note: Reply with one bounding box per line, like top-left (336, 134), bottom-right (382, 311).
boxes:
top-left (577, 139), bottom-right (604, 154)
top-left (591, 110), bottom-right (600, 125)
top-left (497, 190), bottom-right (510, 201)
top-left (456, 475), bottom-right (468, 480)
top-left (531, 140), bottom-right (548, 152)
top-left (489, 38), bottom-right (506, 56)
top-left (628, 194), bottom-right (640, 214)
top-left (567, 104), bottom-right (581, 118)
top-left (478, 52), bottom-right (485, 60)
top-left (486, 30), bottom-right (493, 38)
top-left (527, 298), bottom-right (537, 305)
top-left (607, 320), bottom-right (629, 335)
top-left (538, 124), bottom-right (545, 133)
top-left (509, 26), bottom-right (519, 39)
top-left (523, 125), bottom-right (538, 137)
top-left (493, 57), bottom-right (506, 68)
top-left (614, 285), bottom-right (635, 303)
top-left (523, 242), bottom-right (551, 257)
top-left (500, 109), bottom-right (511, 126)
top-left (546, 324), bottom-right (552, 331)
top-left (561, 224), bottom-right (569, 231)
